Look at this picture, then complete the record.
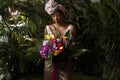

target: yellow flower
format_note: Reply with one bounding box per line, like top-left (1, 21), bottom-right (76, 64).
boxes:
top-left (45, 34), bottom-right (55, 39)
top-left (45, 34), bottom-right (50, 39)
top-left (50, 34), bottom-right (55, 39)
top-left (61, 36), bottom-right (68, 40)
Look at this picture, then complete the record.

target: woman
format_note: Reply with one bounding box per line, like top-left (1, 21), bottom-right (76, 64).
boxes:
top-left (43, 0), bottom-right (75, 80)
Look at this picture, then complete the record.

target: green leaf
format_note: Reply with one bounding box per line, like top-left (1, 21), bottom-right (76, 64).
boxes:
top-left (71, 49), bottom-right (89, 57)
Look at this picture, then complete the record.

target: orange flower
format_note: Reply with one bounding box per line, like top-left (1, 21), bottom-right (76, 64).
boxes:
top-left (53, 50), bottom-right (59, 56)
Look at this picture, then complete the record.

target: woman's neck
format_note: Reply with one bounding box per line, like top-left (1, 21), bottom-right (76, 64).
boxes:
top-left (55, 21), bottom-right (67, 27)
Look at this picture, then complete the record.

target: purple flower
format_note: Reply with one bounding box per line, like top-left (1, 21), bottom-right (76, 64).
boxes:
top-left (39, 44), bottom-right (52, 59)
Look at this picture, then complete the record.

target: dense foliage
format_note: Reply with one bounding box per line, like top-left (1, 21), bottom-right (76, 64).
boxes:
top-left (0, 0), bottom-right (120, 80)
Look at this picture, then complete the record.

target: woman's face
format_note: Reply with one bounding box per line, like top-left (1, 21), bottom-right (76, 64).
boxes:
top-left (51, 11), bottom-right (63, 23)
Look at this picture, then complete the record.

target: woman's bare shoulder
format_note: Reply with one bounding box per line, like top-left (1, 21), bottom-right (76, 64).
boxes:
top-left (68, 24), bottom-right (74, 30)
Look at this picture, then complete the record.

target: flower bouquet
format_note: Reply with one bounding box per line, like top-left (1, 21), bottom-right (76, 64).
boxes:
top-left (39, 34), bottom-right (68, 60)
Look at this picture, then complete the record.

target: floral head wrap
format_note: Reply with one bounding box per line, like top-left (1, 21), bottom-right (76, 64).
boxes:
top-left (45, 0), bottom-right (65, 15)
